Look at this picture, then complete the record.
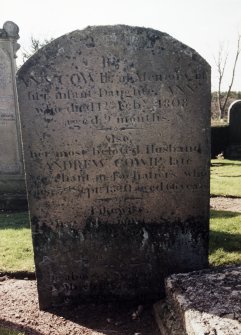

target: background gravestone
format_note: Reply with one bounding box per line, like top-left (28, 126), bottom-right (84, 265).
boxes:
top-left (0, 21), bottom-right (26, 210)
top-left (17, 25), bottom-right (211, 310)
top-left (225, 100), bottom-right (241, 158)
top-left (228, 100), bottom-right (241, 144)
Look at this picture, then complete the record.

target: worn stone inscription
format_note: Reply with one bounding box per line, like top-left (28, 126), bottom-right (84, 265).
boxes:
top-left (17, 26), bottom-right (210, 309)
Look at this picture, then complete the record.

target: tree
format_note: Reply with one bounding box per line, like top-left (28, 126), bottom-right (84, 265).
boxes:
top-left (21, 36), bottom-right (54, 64)
top-left (214, 34), bottom-right (241, 120)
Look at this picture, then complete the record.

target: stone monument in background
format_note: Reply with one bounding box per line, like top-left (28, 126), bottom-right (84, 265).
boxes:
top-left (17, 25), bottom-right (211, 310)
top-left (228, 100), bottom-right (241, 144)
top-left (0, 21), bottom-right (26, 210)
top-left (225, 100), bottom-right (241, 158)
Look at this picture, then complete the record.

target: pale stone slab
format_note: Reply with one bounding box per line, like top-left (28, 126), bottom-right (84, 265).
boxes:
top-left (17, 25), bottom-right (211, 309)
top-left (0, 48), bottom-right (21, 174)
top-left (0, 21), bottom-right (26, 210)
top-left (154, 265), bottom-right (241, 335)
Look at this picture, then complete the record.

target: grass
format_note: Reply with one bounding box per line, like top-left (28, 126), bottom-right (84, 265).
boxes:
top-left (211, 159), bottom-right (241, 197)
top-left (0, 327), bottom-right (25, 335)
top-left (209, 158), bottom-right (241, 265)
top-left (209, 210), bottom-right (241, 266)
top-left (0, 212), bottom-right (34, 273)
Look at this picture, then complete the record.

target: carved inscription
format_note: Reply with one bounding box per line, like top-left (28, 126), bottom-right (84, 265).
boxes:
top-left (19, 36), bottom-right (210, 224)
top-left (24, 65), bottom-right (205, 129)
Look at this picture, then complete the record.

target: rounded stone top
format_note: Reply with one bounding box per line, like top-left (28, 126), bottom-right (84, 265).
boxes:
top-left (3, 21), bottom-right (19, 38)
top-left (228, 99), bottom-right (241, 122)
top-left (228, 99), bottom-right (241, 111)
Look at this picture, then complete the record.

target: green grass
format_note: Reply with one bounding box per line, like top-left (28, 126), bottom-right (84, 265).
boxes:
top-left (209, 209), bottom-right (241, 266)
top-left (0, 212), bottom-right (34, 273)
top-left (0, 327), bottom-right (25, 335)
top-left (211, 159), bottom-right (241, 197)
top-left (210, 158), bottom-right (241, 265)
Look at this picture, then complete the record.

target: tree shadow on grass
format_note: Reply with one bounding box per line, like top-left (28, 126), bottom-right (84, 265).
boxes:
top-left (0, 212), bottom-right (30, 230)
top-left (209, 230), bottom-right (241, 253)
top-left (210, 209), bottom-right (241, 219)
top-left (219, 174), bottom-right (241, 178)
top-left (0, 321), bottom-right (42, 335)
top-left (211, 161), bottom-right (241, 167)
top-left (210, 210), bottom-right (241, 253)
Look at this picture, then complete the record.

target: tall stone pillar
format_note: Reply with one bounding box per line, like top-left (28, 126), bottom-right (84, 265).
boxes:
top-left (0, 21), bottom-right (27, 210)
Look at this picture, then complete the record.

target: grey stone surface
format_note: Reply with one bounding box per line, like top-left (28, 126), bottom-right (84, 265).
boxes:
top-left (154, 265), bottom-right (241, 335)
top-left (0, 21), bottom-right (26, 210)
top-left (17, 25), bottom-right (211, 309)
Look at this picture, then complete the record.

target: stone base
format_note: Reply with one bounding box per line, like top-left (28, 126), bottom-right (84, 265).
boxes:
top-left (154, 265), bottom-right (241, 335)
top-left (154, 299), bottom-right (186, 335)
top-left (225, 144), bottom-right (241, 159)
top-left (0, 175), bottom-right (27, 211)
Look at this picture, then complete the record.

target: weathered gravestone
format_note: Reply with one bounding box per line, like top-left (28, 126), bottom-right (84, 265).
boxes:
top-left (225, 100), bottom-right (241, 158)
top-left (0, 21), bottom-right (26, 210)
top-left (17, 25), bottom-right (211, 310)
top-left (228, 100), bottom-right (241, 144)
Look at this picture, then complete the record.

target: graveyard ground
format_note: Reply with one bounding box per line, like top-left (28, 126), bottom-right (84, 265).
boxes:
top-left (0, 158), bottom-right (241, 334)
top-left (0, 278), bottom-right (160, 335)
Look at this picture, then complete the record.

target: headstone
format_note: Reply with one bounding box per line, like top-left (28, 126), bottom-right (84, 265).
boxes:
top-left (228, 100), bottom-right (241, 144)
top-left (0, 21), bottom-right (26, 210)
top-left (224, 100), bottom-right (241, 158)
top-left (17, 25), bottom-right (211, 310)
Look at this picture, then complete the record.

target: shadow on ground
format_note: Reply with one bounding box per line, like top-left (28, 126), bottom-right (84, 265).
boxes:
top-left (50, 302), bottom-right (159, 335)
top-left (1, 301), bottom-right (159, 335)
